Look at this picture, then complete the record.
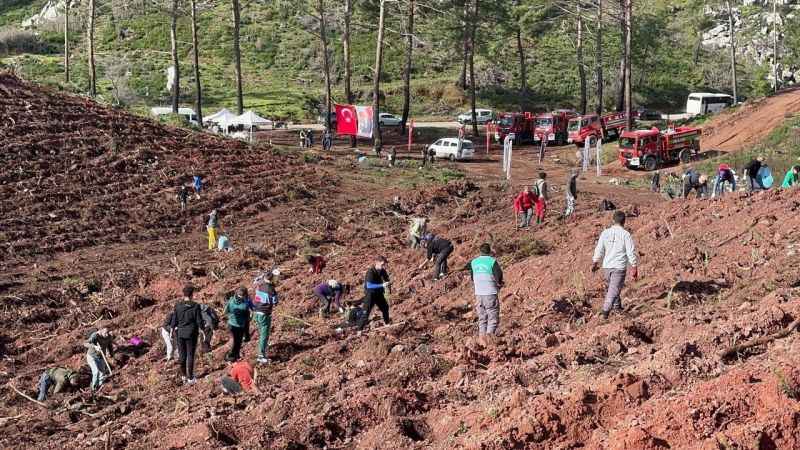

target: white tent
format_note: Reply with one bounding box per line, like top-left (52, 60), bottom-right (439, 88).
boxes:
top-left (204, 108), bottom-right (236, 125)
top-left (230, 110), bottom-right (272, 128)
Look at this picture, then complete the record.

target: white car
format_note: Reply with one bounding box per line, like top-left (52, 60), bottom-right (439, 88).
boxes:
top-left (428, 138), bottom-right (475, 161)
top-left (457, 109), bottom-right (493, 125)
top-left (378, 113), bottom-right (402, 126)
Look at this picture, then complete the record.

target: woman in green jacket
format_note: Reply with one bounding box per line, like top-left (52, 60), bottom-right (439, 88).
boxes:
top-left (224, 287), bottom-right (253, 361)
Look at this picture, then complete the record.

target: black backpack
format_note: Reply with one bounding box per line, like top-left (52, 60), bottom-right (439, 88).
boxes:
top-left (201, 305), bottom-right (220, 330)
top-left (600, 199), bottom-right (616, 211)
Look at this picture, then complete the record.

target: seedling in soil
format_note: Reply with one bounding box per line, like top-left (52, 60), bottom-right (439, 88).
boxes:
top-left (775, 369), bottom-right (800, 400)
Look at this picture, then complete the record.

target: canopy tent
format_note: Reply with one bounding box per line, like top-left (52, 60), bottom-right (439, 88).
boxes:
top-left (204, 108), bottom-right (236, 125)
top-left (230, 110), bottom-right (272, 128)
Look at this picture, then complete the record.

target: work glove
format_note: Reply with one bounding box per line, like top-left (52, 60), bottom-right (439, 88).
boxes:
top-left (382, 282), bottom-right (392, 289)
top-left (590, 262), bottom-right (599, 273)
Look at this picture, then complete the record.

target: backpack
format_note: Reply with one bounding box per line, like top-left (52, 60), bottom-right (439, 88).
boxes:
top-left (600, 199), bottom-right (616, 211)
top-left (201, 304), bottom-right (220, 330)
top-left (345, 306), bottom-right (364, 325)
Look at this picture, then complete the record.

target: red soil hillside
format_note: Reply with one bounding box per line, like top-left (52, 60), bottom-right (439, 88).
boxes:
top-left (701, 87), bottom-right (800, 152)
top-left (1, 74), bottom-right (800, 449)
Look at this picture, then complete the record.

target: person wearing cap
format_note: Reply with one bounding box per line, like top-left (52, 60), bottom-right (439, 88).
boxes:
top-left (313, 280), bottom-right (346, 317)
top-left (420, 233), bottom-right (454, 280)
top-left (224, 287), bottom-right (254, 361)
top-left (252, 272), bottom-right (279, 364)
top-left (713, 163), bottom-right (737, 197)
top-left (84, 327), bottom-right (114, 392)
top-left (169, 284), bottom-right (204, 385)
top-left (207, 210), bottom-right (223, 251)
top-left (743, 157), bottom-right (765, 192)
top-left (357, 256), bottom-right (392, 330)
top-left (781, 165), bottom-right (800, 188)
top-left (682, 167), bottom-right (708, 199)
top-left (464, 243), bottom-right (504, 345)
top-left (36, 367), bottom-right (79, 401)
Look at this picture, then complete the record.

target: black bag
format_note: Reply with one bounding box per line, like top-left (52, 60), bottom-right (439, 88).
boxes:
top-left (201, 305), bottom-right (220, 330)
top-left (345, 306), bottom-right (364, 325)
top-left (600, 199), bottom-right (616, 211)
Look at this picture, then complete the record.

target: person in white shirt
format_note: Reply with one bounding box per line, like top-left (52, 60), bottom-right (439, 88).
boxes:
top-left (591, 210), bottom-right (639, 319)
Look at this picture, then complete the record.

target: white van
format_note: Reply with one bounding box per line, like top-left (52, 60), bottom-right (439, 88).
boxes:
top-left (428, 138), bottom-right (475, 161)
top-left (686, 93), bottom-right (734, 116)
top-left (150, 106), bottom-right (199, 126)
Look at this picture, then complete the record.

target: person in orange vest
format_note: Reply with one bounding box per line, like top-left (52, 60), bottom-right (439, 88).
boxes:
top-left (513, 186), bottom-right (536, 229)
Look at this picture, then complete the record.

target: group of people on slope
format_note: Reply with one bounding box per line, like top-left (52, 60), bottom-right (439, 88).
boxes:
top-left (513, 170), bottom-right (580, 229)
top-left (654, 157), bottom-right (800, 199)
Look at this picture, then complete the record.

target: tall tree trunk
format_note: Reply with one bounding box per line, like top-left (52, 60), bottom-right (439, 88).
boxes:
top-left (615, 0), bottom-right (626, 112)
top-left (577, 1), bottom-right (587, 115)
top-left (623, 0), bottom-right (632, 129)
top-left (190, 0), bottom-right (203, 125)
top-left (595, 0), bottom-right (603, 115)
top-left (516, 26), bottom-right (528, 110)
top-left (64, 0), bottom-right (70, 83)
top-left (232, 0), bottom-right (244, 114)
top-left (469, 0), bottom-right (479, 137)
top-left (773, 0), bottom-right (779, 92)
top-left (317, 0), bottom-right (332, 131)
top-left (373, 0), bottom-right (386, 153)
top-left (460, 0), bottom-right (468, 88)
top-left (401, 0), bottom-right (414, 133)
top-left (344, 0), bottom-right (355, 146)
top-left (170, 0), bottom-right (180, 114)
top-left (88, 0), bottom-right (96, 97)
top-left (725, 0), bottom-right (737, 104)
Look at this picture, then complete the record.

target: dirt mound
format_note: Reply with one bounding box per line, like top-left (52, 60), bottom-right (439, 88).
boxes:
top-left (701, 87), bottom-right (800, 152)
top-left (2, 75), bottom-right (800, 449)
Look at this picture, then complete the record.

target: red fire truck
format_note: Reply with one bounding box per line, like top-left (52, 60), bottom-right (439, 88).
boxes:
top-left (567, 112), bottom-right (631, 146)
top-left (618, 126), bottom-right (702, 171)
top-left (533, 109), bottom-right (577, 146)
top-left (493, 112), bottom-right (536, 144)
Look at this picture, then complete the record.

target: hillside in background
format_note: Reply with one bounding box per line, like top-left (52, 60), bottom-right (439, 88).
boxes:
top-left (2, 0), bottom-right (800, 120)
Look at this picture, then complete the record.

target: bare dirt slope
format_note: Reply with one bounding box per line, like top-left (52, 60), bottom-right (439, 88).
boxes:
top-left (2, 74), bottom-right (800, 449)
top-left (701, 87), bottom-right (800, 152)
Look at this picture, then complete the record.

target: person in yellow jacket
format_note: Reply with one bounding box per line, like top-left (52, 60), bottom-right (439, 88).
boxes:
top-left (207, 210), bottom-right (222, 250)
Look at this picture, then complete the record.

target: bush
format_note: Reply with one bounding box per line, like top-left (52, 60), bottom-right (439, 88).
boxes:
top-left (0, 28), bottom-right (50, 55)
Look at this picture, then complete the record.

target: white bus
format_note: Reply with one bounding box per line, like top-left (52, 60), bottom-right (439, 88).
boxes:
top-left (686, 93), bottom-right (734, 116)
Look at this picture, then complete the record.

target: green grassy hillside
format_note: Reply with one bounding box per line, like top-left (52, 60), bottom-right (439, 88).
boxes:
top-left (0, 0), bottom-right (788, 121)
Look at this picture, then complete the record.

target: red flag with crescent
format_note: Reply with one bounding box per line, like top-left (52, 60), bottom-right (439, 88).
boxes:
top-left (335, 104), bottom-right (357, 136)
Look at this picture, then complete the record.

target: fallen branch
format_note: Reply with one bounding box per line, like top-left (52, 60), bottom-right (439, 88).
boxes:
top-left (720, 318), bottom-right (800, 361)
top-left (8, 384), bottom-right (48, 409)
top-left (276, 314), bottom-right (312, 327)
top-left (0, 414), bottom-right (23, 425)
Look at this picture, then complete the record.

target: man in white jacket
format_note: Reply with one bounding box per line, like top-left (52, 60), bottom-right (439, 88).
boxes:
top-left (591, 210), bottom-right (639, 319)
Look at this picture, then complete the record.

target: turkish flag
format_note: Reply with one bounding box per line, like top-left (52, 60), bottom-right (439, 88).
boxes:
top-left (335, 104), bottom-right (357, 136)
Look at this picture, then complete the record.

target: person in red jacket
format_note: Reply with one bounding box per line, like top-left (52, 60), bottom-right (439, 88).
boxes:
top-left (306, 254), bottom-right (326, 274)
top-left (221, 360), bottom-right (260, 395)
top-left (513, 186), bottom-right (537, 229)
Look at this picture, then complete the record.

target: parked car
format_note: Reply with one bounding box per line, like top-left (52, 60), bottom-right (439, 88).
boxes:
top-left (428, 138), bottom-right (475, 161)
top-left (457, 109), bottom-right (493, 125)
top-left (634, 107), bottom-right (663, 121)
top-left (317, 112), bottom-right (337, 126)
top-left (378, 113), bottom-right (402, 126)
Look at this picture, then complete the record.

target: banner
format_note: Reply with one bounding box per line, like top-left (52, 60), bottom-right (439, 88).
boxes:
top-left (335, 104), bottom-right (357, 136)
top-left (356, 106), bottom-right (374, 138)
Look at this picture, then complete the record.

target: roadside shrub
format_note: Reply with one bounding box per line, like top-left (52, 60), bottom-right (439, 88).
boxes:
top-left (0, 28), bottom-right (49, 55)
